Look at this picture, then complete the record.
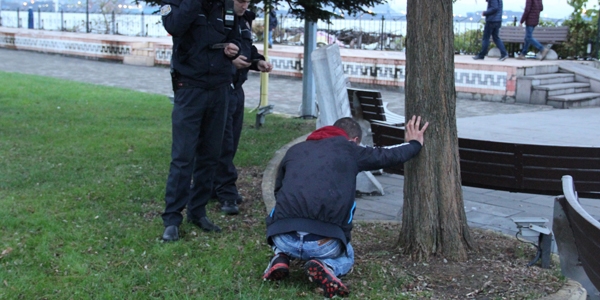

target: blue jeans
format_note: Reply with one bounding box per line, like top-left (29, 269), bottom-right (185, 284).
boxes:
top-left (271, 232), bottom-right (354, 277)
top-left (477, 21), bottom-right (507, 58)
top-left (268, 29), bottom-right (274, 46)
top-left (521, 25), bottom-right (544, 55)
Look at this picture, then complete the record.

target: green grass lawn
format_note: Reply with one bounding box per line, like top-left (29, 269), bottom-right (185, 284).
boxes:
top-left (0, 72), bottom-right (345, 299)
top-left (0, 71), bottom-right (561, 299)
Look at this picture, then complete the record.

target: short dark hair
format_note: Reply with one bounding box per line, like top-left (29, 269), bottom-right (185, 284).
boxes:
top-left (333, 117), bottom-right (362, 143)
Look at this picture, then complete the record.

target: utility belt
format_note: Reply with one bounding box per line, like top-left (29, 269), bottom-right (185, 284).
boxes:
top-left (170, 70), bottom-right (208, 92)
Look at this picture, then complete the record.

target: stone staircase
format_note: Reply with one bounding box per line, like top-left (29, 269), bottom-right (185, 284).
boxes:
top-left (516, 62), bottom-right (600, 108)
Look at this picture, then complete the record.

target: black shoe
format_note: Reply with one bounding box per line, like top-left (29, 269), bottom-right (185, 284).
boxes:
top-left (305, 259), bottom-right (349, 298)
top-left (235, 196), bottom-right (244, 204)
top-left (498, 55), bottom-right (508, 61)
top-left (162, 225), bottom-right (179, 242)
top-left (188, 216), bottom-right (221, 232)
top-left (472, 56), bottom-right (484, 60)
top-left (263, 253), bottom-right (290, 281)
top-left (221, 199), bottom-right (239, 215)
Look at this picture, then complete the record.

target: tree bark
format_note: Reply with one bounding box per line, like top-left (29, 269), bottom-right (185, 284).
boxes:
top-left (399, 0), bottom-right (474, 261)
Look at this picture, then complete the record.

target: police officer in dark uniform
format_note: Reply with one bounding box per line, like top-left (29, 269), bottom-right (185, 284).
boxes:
top-left (160, 0), bottom-right (241, 241)
top-left (212, 0), bottom-right (274, 215)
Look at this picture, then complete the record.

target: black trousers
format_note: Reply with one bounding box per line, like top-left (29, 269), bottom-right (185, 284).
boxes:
top-left (162, 85), bottom-right (229, 226)
top-left (213, 85), bottom-right (245, 202)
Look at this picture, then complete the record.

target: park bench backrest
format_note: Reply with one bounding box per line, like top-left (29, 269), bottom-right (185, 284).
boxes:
top-left (553, 175), bottom-right (600, 298)
top-left (370, 122), bottom-right (600, 197)
top-left (499, 26), bottom-right (569, 44)
top-left (347, 87), bottom-right (387, 123)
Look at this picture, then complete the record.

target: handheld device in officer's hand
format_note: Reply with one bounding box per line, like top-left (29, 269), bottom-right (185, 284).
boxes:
top-left (211, 43), bottom-right (229, 49)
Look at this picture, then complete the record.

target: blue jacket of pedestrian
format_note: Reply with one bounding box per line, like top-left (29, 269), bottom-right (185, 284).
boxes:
top-left (483, 0), bottom-right (504, 23)
top-left (269, 10), bottom-right (278, 30)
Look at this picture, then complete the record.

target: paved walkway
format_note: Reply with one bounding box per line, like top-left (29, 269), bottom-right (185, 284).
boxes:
top-left (1, 47), bottom-right (599, 239)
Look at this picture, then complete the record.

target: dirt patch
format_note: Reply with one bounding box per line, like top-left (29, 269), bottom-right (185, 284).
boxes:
top-left (235, 167), bottom-right (564, 299)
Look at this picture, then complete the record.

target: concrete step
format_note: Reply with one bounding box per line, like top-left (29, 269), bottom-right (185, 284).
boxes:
top-left (520, 73), bottom-right (575, 85)
top-left (547, 92), bottom-right (600, 109)
top-left (123, 55), bottom-right (154, 66)
top-left (533, 82), bottom-right (590, 97)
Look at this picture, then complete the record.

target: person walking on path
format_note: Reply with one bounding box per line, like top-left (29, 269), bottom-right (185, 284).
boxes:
top-left (262, 116), bottom-right (429, 298)
top-left (212, 0), bottom-right (274, 215)
top-left (268, 10), bottom-right (277, 48)
top-left (159, 0), bottom-right (241, 241)
top-left (517, 0), bottom-right (549, 60)
top-left (473, 0), bottom-right (509, 61)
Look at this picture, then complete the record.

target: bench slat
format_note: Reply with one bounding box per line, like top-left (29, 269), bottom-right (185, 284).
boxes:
top-left (348, 88), bottom-right (405, 126)
top-left (370, 122), bottom-right (600, 197)
top-left (523, 155), bottom-right (600, 169)
top-left (554, 177), bottom-right (600, 295)
top-left (498, 26), bottom-right (568, 44)
top-left (554, 176), bottom-right (600, 295)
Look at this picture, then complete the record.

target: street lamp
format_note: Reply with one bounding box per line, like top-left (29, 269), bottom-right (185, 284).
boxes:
top-left (85, 0), bottom-right (88, 32)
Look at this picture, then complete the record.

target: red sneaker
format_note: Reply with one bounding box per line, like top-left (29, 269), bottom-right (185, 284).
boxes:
top-left (304, 259), bottom-right (349, 298)
top-left (262, 253), bottom-right (290, 281)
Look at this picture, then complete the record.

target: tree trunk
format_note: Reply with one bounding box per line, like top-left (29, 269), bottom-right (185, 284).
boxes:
top-left (399, 0), bottom-right (474, 261)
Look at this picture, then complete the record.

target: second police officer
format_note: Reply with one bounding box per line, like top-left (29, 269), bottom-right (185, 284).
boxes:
top-left (213, 0), bottom-right (274, 215)
top-left (160, 0), bottom-right (241, 241)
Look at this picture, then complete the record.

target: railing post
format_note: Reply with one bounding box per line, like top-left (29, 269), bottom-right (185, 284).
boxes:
top-left (111, 11), bottom-right (115, 34)
top-left (141, 11), bottom-right (145, 36)
top-left (27, 7), bottom-right (33, 29)
top-left (85, 0), bottom-right (89, 33)
top-left (61, 10), bottom-right (64, 31)
top-left (37, 7), bottom-right (41, 29)
top-left (380, 15), bottom-right (384, 50)
top-left (17, 8), bottom-right (20, 28)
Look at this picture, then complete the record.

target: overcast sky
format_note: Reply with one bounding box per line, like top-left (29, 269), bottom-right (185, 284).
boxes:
top-left (389, 0), bottom-right (579, 20)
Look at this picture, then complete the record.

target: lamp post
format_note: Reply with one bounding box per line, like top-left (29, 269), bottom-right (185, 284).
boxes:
top-left (596, 14), bottom-right (600, 59)
top-left (85, 0), bottom-right (89, 33)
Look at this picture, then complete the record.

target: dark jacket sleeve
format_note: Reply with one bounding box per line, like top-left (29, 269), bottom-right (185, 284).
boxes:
top-left (161, 0), bottom-right (202, 37)
top-left (520, 0), bottom-right (531, 24)
top-left (483, 0), bottom-right (499, 17)
top-left (249, 45), bottom-right (266, 71)
top-left (269, 11), bottom-right (278, 29)
top-left (355, 140), bottom-right (423, 172)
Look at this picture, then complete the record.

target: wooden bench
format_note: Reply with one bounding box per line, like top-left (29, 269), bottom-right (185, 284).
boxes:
top-left (347, 87), bottom-right (405, 127)
top-left (499, 26), bottom-right (569, 45)
top-left (553, 175), bottom-right (600, 299)
top-left (370, 122), bottom-right (600, 198)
